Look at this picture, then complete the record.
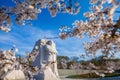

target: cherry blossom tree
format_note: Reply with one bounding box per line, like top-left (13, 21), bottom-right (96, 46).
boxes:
top-left (0, 47), bottom-right (49, 80)
top-left (59, 0), bottom-right (120, 56)
top-left (0, 0), bottom-right (80, 32)
top-left (0, 48), bottom-right (17, 79)
top-left (1, 0), bottom-right (120, 79)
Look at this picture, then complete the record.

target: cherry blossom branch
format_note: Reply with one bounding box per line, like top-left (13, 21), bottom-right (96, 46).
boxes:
top-left (0, 0), bottom-right (80, 32)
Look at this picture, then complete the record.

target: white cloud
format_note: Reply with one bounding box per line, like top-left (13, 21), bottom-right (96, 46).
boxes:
top-left (54, 37), bottom-right (86, 56)
top-left (0, 26), bottom-right (58, 55)
top-left (0, 26), bottom-right (87, 57)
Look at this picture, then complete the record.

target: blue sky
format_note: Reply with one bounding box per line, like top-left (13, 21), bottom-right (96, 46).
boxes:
top-left (0, 0), bottom-right (119, 58)
top-left (0, 0), bottom-right (90, 57)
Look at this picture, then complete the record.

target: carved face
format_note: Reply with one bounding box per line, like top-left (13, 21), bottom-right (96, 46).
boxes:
top-left (46, 40), bottom-right (52, 45)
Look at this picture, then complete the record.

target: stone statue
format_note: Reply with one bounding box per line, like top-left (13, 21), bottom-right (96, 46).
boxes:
top-left (32, 39), bottom-right (60, 80)
top-left (4, 70), bottom-right (25, 80)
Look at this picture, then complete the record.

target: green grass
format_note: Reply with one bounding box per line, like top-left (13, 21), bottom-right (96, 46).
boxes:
top-left (67, 73), bottom-right (120, 79)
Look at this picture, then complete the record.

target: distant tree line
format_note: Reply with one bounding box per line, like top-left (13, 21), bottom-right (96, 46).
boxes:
top-left (57, 55), bottom-right (120, 70)
top-left (57, 56), bottom-right (80, 69)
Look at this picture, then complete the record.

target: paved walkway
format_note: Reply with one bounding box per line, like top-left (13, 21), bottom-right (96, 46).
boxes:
top-left (60, 76), bottom-right (80, 80)
top-left (59, 69), bottom-right (120, 80)
top-left (60, 76), bottom-right (120, 80)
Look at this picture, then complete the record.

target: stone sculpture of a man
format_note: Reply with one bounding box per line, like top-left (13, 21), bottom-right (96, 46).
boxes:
top-left (44, 40), bottom-right (59, 78)
top-left (32, 39), bottom-right (60, 80)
